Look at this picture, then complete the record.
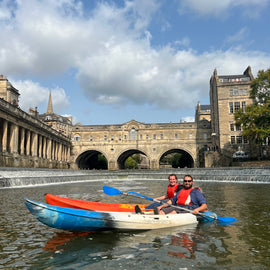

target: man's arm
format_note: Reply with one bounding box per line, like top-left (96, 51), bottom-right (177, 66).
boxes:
top-left (157, 199), bottom-right (172, 210)
top-left (192, 203), bottom-right (207, 214)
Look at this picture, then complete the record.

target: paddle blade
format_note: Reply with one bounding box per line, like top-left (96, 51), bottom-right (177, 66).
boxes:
top-left (217, 216), bottom-right (238, 224)
top-left (127, 191), bottom-right (154, 201)
top-left (103, 186), bottom-right (123, 196)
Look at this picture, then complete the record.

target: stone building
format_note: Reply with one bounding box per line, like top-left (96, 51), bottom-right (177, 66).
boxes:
top-left (0, 66), bottom-right (258, 169)
top-left (0, 77), bottom-right (71, 169)
top-left (210, 66), bottom-right (254, 159)
top-left (36, 92), bottom-right (73, 138)
top-left (0, 75), bottom-right (19, 107)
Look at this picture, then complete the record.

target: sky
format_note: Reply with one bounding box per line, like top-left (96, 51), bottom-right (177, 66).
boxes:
top-left (1, 0), bottom-right (270, 125)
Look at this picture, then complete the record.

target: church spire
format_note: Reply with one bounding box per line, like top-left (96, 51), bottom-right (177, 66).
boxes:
top-left (46, 91), bottom-right (53, 114)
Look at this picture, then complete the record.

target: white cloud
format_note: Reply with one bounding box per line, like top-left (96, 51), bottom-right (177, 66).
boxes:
top-left (177, 0), bottom-right (269, 18)
top-left (0, 0), bottom-right (270, 117)
top-left (226, 27), bottom-right (249, 44)
top-left (12, 79), bottom-right (69, 113)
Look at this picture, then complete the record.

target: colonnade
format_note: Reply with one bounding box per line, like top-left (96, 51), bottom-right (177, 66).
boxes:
top-left (0, 118), bottom-right (70, 162)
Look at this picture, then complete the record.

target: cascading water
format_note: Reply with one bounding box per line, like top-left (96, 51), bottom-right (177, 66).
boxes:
top-left (0, 167), bottom-right (269, 187)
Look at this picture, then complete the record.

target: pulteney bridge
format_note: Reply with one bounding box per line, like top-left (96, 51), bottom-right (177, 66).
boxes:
top-left (70, 115), bottom-right (212, 170)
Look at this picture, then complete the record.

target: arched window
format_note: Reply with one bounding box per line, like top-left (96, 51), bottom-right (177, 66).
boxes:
top-left (130, 128), bottom-right (137, 140)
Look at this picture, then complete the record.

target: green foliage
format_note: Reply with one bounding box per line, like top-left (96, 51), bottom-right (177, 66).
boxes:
top-left (132, 154), bottom-right (142, 164)
top-left (97, 154), bottom-right (108, 169)
top-left (235, 68), bottom-right (270, 144)
top-left (235, 78), bottom-right (270, 145)
top-left (124, 156), bottom-right (138, 169)
top-left (250, 68), bottom-right (270, 104)
top-left (160, 153), bottom-right (183, 168)
top-left (171, 153), bottom-right (182, 168)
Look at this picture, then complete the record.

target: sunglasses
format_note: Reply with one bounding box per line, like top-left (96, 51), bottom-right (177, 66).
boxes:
top-left (183, 180), bottom-right (192, 183)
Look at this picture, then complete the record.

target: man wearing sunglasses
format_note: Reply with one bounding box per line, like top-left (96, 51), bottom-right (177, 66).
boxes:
top-left (157, 175), bottom-right (207, 215)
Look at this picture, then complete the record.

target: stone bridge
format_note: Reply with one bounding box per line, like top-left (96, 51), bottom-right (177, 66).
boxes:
top-left (70, 119), bottom-right (212, 170)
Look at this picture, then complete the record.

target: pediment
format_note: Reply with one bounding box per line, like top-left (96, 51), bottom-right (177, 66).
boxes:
top-left (123, 119), bottom-right (144, 129)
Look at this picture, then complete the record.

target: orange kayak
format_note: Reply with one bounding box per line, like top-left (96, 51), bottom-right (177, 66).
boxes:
top-left (45, 193), bottom-right (150, 212)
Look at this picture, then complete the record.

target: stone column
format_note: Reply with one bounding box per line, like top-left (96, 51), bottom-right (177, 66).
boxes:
top-left (52, 140), bottom-right (55, 160)
top-left (10, 123), bottom-right (19, 154)
top-left (38, 135), bottom-right (42, 158)
top-left (55, 142), bottom-right (59, 161)
top-left (26, 130), bottom-right (31, 156)
top-left (47, 139), bottom-right (52, 160)
top-left (58, 143), bottom-right (62, 161)
top-left (2, 120), bottom-right (8, 152)
top-left (20, 128), bottom-right (25, 155)
top-left (67, 146), bottom-right (70, 162)
top-left (43, 137), bottom-right (47, 158)
top-left (31, 132), bottom-right (38, 157)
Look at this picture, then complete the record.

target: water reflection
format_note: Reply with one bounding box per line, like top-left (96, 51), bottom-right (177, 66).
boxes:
top-left (30, 223), bottom-right (228, 269)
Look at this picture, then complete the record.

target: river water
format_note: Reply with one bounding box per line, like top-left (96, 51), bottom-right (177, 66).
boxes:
top-left (0, 175), bottom-right (270, 269)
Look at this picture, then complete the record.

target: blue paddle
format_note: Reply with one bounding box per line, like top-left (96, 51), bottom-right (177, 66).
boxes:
top-left (103, 186), bottom-right (237, 224)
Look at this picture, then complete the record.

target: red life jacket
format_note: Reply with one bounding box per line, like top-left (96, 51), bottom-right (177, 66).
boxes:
top-left (177, 187), bottom-right (202, 205)
top-left (167, 184), bottom-right (179, 199)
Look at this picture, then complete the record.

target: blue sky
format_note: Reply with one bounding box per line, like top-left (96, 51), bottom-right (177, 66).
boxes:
top-left (1, 0), bottom-right (270, 125)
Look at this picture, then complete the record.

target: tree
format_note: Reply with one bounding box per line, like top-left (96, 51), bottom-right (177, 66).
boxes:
top-left (235, 68), bottom-right (270, 144)
top-left (124, 156), bottom-right (138, 169)
top-left (250, 68), bottom-right (270, 104)
top-left (235, 101), bottom-right (270, 144)
top-left (171, 153), bottom-right (182, 168)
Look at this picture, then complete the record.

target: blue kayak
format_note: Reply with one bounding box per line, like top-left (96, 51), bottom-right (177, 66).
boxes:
top-left (25, 198), bottom-right (199, 231)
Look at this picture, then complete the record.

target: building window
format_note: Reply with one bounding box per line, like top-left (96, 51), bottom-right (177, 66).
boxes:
top-left (244, 89), bottom-right (248, 95)
top-left (243, 136), bottom-right (248, 144)
top-left (189, 133), bottom-right (193, 139)
top-left (130, 128), bottom-right (136, 140)
top-left (229, 89), bottom-right (233, 96)
top-left (118, 135), bottom-right (121, 141)
top-left (236, 136), bottom-right (242, 144)
top-left (230, 124), bottom-right (234, 131)
top-left (160, 134), bottom-right (163, 139)
top-left (104, 135), bottom-right (107, 141)
top-left (111, 135), bottom-right (114, 141)
top-left (236, 125), bottom-right (241, 131)
top-left (153, 134), bottom-right (156, 140)
top-left (242, 101), bottom-right (246, 112)
top-left (90, 136), bottom-right (93, 141)
top-left (229, 102), bottom-right (233, 114)
top-left (140, 134), bottom-right (142, 140)
top-left (203, 133), bottom-right (207, 139)
top-left (175, 133), bottom-right (178, 139)
top-left (74, 136), bottom-right (80, 141)
top-left (124, 135), bottom-right (127, 140)
top-left (234, 102), bottom-right (240, 112)
top-left (234, 88), bottom-right (238, 96)
top-left (146, 134), bottom-right (149, 140)
top-left (239, 89), bottom-right (243, 95)
top-left (231, 136), bottom-right (235, 144)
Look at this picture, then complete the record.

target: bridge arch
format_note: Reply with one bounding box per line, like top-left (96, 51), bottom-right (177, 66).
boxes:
top-left (117, 149), bottom-right (149, 169)
top-left (75, 150), bottom-right (108, 170)
top-left (158, 148), bottom-right (194, 168)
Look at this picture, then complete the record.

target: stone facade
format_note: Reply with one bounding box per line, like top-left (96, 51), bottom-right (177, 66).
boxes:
top-left (0, 66), bottom-right (258, 170)
top-left (37, 92), bottom-right (73, 138)
top-left (210, 66), bottom-right (254, 159)
top-left (0, 75), bottom-right (19, 107)
top-left (70, 108), bottom-right (212, 170)
top-left (0, 79), bottom-right (71, 169)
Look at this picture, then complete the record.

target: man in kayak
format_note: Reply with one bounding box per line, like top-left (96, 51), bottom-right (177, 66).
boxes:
top-left (157, 175), bottom-right (207, 215)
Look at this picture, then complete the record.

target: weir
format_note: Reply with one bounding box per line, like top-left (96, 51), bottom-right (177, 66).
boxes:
top-left (0, 167), bottom-right (270, 187)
